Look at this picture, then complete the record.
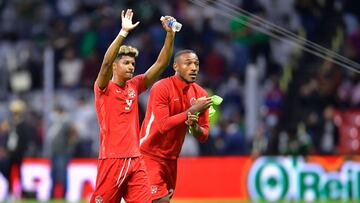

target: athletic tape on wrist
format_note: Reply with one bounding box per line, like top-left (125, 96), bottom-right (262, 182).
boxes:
top-left (119, 30), bottom-right (128, 38)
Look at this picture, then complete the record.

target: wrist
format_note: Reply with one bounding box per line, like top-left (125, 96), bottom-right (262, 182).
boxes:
top-left (187, 108), bottom-right (197, 115)
top-left (167, 31), bottom-right (176, 35)
top-left (190, 122), bottom-right (198, 128)
top-left (119, 29), bottom-right (129, 38)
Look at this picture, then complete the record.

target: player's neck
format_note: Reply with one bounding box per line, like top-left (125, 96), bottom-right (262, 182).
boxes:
top-left (175, 74), bottom-right (190, 84)
top-left (112, 77), bottom-right (126, 87)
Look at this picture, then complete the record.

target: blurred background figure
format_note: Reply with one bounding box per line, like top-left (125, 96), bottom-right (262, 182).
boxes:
top-left (71, 96), bottom-right (97, 158)
top-left (317, 105), bottom-right (339, 155)
top-left (47, 105), bottom-right (77, 198)
top-left (0, 119), bottom-right (10, 186)
top-left (4, 99), bottom-right (35, 198)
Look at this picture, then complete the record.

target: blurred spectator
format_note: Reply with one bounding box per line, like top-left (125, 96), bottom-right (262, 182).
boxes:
top-left (346, 20), bottom-right (360, 63)
top-left (5, 99), bottom-right (35, 196)
top-left (295, 0), bottom-right (322, 42)
top-left (219, 121), bottom-right (248, 155)
top-left (72, 96), bottom-right (97, 158)
top-left (229, 4), bottom-right (270, 78)
top-left (217, 75), bottom-right (244, 120)
top-left (336, 75), bottom-right (354, 108)
top-left (317, 61), bottom-right (342, 105)
top-left (201, 46), bottom-right (226, 88)
top-left (229, 14), bottom-right (252, 77)
top-left (278, 124), bottom-right (311, 156)
top-left (251, 122), bottom-right (268, 157)
top-left (81, 51), bottom-right (101, 88)
top-left (0, 120), bottom-right (10, 182)
top-left (78, 20), bottom-right (98, 58)
top-left (58, 47), bottom-right (84, 89)
top-left (56, 0), bottom-right (80, 18)
top-left (350, 76), bottom-right (360, 107)
top-left (317, 105), bottom-right (339, 154)
top-left (48, 106), bottom-right (77, 198)
top-left (263, 74), bottom-right (284, 121)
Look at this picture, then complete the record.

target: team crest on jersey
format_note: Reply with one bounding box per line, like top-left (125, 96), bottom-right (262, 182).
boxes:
top-left (151, 185), bottom-right (158, 194)
top-left (128, 89), bottom-right (136, 98)
top-left (95, 195), bottom-right (103, 203)
top-left (190, 97), bottom-right (196, 105)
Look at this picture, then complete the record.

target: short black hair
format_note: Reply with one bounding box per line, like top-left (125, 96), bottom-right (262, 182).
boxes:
top-left (174, 49), bottom-right (197, 62)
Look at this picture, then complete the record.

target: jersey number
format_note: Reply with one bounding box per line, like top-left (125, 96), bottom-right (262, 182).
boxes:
top-left (125, 99), bottom-right (133, 110)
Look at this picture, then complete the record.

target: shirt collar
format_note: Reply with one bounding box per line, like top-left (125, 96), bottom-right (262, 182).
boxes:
top-left (172, 75), bottom-right (190, 91)
top-left (111, 80), bottom-right (127, 89)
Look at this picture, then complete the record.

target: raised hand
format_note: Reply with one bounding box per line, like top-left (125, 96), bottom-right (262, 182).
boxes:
top-left (121, 9), bottom-right (140, 32)
top-left (160, 15), bottom-right (177, 33)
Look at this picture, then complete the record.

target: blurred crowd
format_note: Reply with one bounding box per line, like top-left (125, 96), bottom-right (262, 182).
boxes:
top-left (1, 0), bottom-right (360, 182)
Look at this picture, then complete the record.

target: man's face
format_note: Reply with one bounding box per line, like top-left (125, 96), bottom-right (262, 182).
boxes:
top-left (174, 52), bottom-right (199, 83)
top-left (114, 55), bottom-right (135, 81)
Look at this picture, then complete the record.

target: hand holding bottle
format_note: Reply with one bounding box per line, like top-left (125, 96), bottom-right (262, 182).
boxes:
top-left (160, 16), bottom-right (182, 32)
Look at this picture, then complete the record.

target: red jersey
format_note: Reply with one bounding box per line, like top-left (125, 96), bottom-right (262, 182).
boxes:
top-left (140, 76), bottom-right (209, 160)
top-left (94, 75), bottom-right (146, 159)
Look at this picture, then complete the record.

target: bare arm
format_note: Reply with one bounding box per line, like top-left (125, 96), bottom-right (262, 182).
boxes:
top-left (96, 9), bottom-right (140, 90)
top-left (143, 16), bottom-right (176, 88)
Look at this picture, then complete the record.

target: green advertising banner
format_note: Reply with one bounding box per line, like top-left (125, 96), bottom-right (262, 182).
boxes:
top-left (247, 157), bottom-right (360, 202)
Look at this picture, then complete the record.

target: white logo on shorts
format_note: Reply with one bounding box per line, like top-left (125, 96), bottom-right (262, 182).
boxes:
top-left (95, 195), bottom-right (103, 203)
top-left (151, 185), bottom-right (158, 194)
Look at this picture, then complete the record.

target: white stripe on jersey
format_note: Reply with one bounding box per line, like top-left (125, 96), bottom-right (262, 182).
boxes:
top-left (140, 112), bottom-right (154, 146)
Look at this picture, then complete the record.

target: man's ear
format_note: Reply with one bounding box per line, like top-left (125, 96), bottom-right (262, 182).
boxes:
top-left (173, 62), bottom-right (178, 72)
top-left (112, 62), bottom-right (116, 71)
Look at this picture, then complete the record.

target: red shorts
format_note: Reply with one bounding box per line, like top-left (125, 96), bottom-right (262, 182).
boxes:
top-left (90, 156), bottom-right (151, 203)
top-left (142, 154), bottom-right (177, 200)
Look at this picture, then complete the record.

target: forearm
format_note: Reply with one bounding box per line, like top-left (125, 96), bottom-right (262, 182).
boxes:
top-left (96, 30), bottom-right (126, 89)
top-left (102, 32), bottom-right (126, 71)
top-left (157, 32), bottom-right (175, 67)
top-left (158, 106), bottom-right (202, 133)
top-left (144, 32), bottom-right (175, 87)
top-left (158, 111), bottom-right (187, 134)
top-left (190, 123), bottom-right (208, 142)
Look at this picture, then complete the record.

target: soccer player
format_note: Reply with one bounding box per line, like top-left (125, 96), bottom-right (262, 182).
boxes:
top-left (90, 9), bottom-right (177, 203)
top-left (139, 50), bottom-right (213, 202)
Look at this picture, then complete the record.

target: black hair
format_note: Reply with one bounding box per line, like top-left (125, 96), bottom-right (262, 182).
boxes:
top-left (174, 49), bottom-right (197, 62)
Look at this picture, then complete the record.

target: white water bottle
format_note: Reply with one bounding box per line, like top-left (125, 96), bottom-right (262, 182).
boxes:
top-left (160, 16), bottom-right (182, 32)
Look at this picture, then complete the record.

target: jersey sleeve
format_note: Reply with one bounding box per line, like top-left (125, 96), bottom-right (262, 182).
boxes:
top-left (131, 74), bottom-right (146, 94)
top-left (195, 90), bottom-right (210, 143)
top-left (196, 108), bottom-right (209, 143)
top-left (94, 80), bottom-right (109, 96)
top-left (151, 82), bottom-right (187, 134)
